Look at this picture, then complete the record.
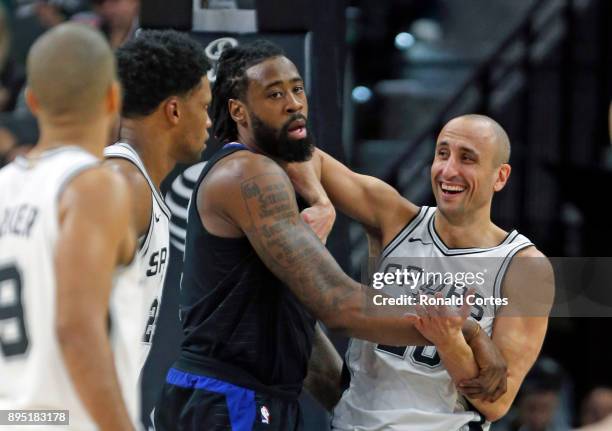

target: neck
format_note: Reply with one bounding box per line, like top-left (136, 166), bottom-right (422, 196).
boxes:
top-left (32, 117), bottom-right (109, 159)
top-left (434, 206), bottom-right (507, 249)
top-left (235, 130), bottom-right (260, 153)
top-left (234, 131), bottom-right (287, 167)
top-left (119, 118), bottom-right (175, 187)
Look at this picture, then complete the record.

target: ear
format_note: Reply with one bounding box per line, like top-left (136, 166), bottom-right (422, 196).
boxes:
top-left (164, 97), bottom-right (180, 126)
top-left (228, 98), bottom-right (247, 126)
top-left (106, 81), bottom-right (121, 115)
top-left (24, 87), bottom-right (39, 115)
top-left (493, 163), bottom-right (511, 192)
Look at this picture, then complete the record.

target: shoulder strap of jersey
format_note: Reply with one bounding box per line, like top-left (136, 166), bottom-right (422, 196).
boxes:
top-left (192, 143), bottom-right (251, 192)
top-left (105, 142), bottom-right (171, 219)
top-left (379, 206), bottom-right (431, 260)
top-left (493, 234), bottom-right (534, 311)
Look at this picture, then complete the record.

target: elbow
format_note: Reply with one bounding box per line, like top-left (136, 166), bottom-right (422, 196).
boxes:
top-left (478, 402), bottom-right (511, 423)
top-left (56, 319), bottom-right (81, 350)
top-left (56, 315), bottom-right (97, 353)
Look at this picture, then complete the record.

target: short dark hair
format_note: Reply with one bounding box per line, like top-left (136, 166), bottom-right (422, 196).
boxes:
top-left (117, 30), bottom-right (211, 118)
top-left (211, 39), bottom-right (284, 143)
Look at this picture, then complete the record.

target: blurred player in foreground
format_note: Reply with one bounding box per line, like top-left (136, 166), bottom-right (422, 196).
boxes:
top-left (0, 23), bottom-right (140, 430)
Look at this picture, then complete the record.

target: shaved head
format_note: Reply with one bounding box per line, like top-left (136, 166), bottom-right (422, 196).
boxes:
top-left (26, 23), bottom-right (116, 120)
top-left (443, 114), bottom-right (511, 165)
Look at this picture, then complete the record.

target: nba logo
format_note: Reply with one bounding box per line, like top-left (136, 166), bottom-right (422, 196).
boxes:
top-left (260, 406), bottom-right (270, 424)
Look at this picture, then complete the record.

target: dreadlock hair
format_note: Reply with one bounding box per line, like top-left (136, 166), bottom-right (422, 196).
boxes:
top-left (211, 39), bottom-right (284, 143)
top-left (117, 29), bottom-right (211, 118)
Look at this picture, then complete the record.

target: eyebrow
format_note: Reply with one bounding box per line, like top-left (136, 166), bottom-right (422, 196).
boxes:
top-left (436, 141), bottom-right (479, 156)
top-left (263, 77), bottom-right (304, 90)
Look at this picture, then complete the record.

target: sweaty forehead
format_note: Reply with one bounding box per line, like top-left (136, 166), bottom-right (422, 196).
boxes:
top-left (245, 56), bottom-right (302, 88)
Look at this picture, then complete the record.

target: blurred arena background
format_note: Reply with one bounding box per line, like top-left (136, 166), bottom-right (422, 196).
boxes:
top-left (1, 1), bottom-right (611, 430)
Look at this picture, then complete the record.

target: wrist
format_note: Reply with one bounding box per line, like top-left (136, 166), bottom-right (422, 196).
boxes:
top-left (432, 328), bottom-right (464, 351)
top-left (462, 320), bottom-right (481, 345)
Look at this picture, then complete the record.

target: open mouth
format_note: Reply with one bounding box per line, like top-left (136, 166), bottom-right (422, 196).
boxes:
top-left (439, 182), bottom-right (467, 196)
top-left (287, 119), bottom-right (307, 140)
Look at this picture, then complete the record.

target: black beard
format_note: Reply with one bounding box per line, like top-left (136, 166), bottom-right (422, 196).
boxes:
top-left (250, 113), bottom-right (314, 162)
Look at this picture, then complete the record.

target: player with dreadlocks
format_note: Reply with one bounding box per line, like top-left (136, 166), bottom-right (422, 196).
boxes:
top-left (154, 39), bottom-right (506, 430)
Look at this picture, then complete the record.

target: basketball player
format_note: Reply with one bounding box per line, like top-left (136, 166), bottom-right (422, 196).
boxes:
top-left (286, 114), bottom-right (554, 430)
top-left (104, 29), bottom-right (212, 373)
top-left (155, 40), bottom-right (506, 430)
top-left (0, 24), bottom-right (140, 430)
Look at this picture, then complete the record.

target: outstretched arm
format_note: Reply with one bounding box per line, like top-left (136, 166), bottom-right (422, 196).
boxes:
top-left (205, 153), bottom-right (464, 346)
top-left (286, 148), bottom-right (418, 247)
top-left (55, 167), bottom-right (136, 431)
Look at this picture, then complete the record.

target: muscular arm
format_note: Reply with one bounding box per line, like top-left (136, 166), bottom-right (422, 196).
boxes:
top-left (204, 153), bottom-right (430, 346)
top-left (55, 168), bottom-right (136, 431)
top-left (303, 323), bottom-right (343, 411)
top-left (286, 148), bottom-right (419, 247)
top-left (459, 247), bottom-right (554, 422)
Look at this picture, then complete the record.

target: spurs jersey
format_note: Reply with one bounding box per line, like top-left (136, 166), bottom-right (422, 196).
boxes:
top-left (104, 142), bottom-right (171, 370)
top-left (0, 147), bottom-right (141, 430)
top-left (332, 206), bottom-right (533, 431)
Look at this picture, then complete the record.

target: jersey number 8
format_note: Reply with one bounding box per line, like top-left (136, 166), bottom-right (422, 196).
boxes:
top-left (0, 264), bottom-right (29, 357)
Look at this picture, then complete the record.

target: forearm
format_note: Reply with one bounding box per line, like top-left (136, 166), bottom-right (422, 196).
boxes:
top-left (57, 321), bottom-right (134, 431)
top-left (304, 324), bottom-right (343, 411)
top-left (285, 150), bottom-right (324, 206)
top-left (436, 335), bottom-right (479, 384)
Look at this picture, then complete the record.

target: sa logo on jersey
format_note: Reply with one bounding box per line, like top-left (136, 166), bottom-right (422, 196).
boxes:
top-left (146, 247), bottom-right (167, 277)
top-left (260, 406), bottom-right (270, 424)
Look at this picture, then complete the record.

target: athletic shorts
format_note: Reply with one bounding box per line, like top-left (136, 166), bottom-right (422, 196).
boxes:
top-left (154, 368), bottom-right (303, 431)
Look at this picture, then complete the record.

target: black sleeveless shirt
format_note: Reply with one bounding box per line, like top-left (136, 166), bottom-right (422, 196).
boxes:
top-left (178, 144), bottom-right (316, 399)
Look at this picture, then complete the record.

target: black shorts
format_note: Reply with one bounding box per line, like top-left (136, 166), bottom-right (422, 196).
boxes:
top-left (154, 367), bottom-right (303, 431)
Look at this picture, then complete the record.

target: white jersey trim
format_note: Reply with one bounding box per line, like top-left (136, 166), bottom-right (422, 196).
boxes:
top-left (380, 206), bottom-right (430, 260)
top-left (493, 239), bottom-right (534, 311)
top-left (427, 210), bottom-right (519, 256)
top-left (105, 142), bottom-right (172, 219)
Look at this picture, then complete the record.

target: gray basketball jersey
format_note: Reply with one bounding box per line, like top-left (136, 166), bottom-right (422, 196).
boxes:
top-left (104, 143), bottom-right (171, 370)
top-left (0, 147), bottom-right (141, 430)
top-left (332, 206), bottom-right (533, 431)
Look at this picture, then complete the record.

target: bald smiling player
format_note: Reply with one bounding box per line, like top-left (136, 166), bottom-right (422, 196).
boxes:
top-left (0, 24), bottom-right (140, 430)
top-left (288, 114), bottom-right (554, 430)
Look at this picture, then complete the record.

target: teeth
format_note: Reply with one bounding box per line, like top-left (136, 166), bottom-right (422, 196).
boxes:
top-left (441, 183), bottom-right (466, 192)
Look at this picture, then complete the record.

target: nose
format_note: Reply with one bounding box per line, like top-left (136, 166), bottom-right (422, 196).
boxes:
top-left (286, 92), bottom-right (303, 114)
top-left (440, 156), bottom-right (460, 179)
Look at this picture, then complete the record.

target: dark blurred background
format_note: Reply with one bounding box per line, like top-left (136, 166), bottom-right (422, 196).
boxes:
top-left (1, 1), bottom-right (611, 430)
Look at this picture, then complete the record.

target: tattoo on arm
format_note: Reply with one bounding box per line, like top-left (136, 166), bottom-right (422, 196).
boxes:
top-left (240, 173), bottom-right (360, 317)
top-left (238, 169), bottom-right (429, 346)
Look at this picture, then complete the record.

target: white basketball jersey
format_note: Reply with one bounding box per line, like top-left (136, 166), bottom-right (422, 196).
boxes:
top-left (332, 206), bottom-right (533, 431)
top-left (104, 143), bottom-right (171, 370)
top-left (0, 147), bottom-right (141, 430)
